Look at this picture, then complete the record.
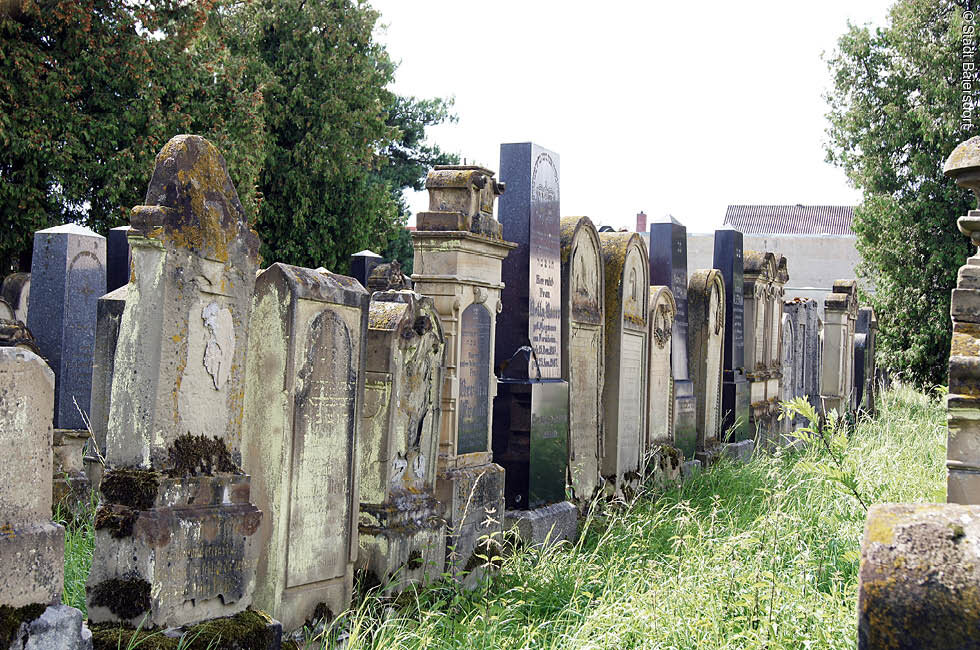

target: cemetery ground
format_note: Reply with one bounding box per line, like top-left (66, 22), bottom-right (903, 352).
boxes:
top-left (58, 385), bottom-right (943, 649)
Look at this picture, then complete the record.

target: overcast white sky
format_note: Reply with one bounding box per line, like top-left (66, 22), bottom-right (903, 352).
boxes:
top-left (371, 1), bottom-right (895, 234)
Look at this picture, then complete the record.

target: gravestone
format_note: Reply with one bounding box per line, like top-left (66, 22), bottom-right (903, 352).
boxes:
top-left (599, 232), bottom-right (649, 491)
top-left (646, 286), bottom-right (676, 447)
top-left (783, 300), bottom-right (808, 430)
top-left (350, 250), bottom-right (384, 289)
top-left (0, 347), bottom-right (65, 609)
top-left (649, 216), bottom-right (696, 458)
top-left (944, 137), bottom-right (980, 504)
top-left (855, 307), bottom-right (877, 414)
top-left (87, 135), bottom-right (264, 630)
top-left (769, 257), bottom-right (789, 433)
top-left (27, 223), bottom-right (105, 430)
top-left (1, 272), bottom-right (30, 323)
top-left (494, 143), bottom-right (569, 513)
top-left (106, 226), bottom-right (132, 292)
top-left (358, 290), bottom-right (446, 592)
top-left (687, 269), bottom-right (725, 451)
top-left (242, 263), bottom-right (368, 631)
top-left (713, 228), bottom-right (751, 441)
top-left (412, 164), bottom-right (515, 577)
top-left (779, 312), bottom-right (796, 435)
top-left (743, 250), bottom-right (779, 438)
top-left (89, 286), bottom-right (127, 462)
top-left (796, 298), bottom-right (820, 406)
top-left (559, 216), bottom-right (604, 509)
top-left (821, 280), bottom-right (858, 415)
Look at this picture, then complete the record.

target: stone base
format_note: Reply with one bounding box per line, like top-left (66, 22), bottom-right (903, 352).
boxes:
top-left (672, 380), bottom-right (698, 459)
top-left (52, 472), bottom-right (91, 519)
top-left (721, 439), bottom-right (755, 463)
top-left (646, 446), bottom-right (682, 490)
top-left (89, 609), bottom-right (281, 649)
top-left (358, 493), bottom-right (446, 593)
top-left (86, 473), bottom-right (261, 629)
top-left (680, 459), bottom-right (702, 480)
top-left (505, 501), bottom-right (577, 548)
top-left (0, 520), bottom-right (65, 608)
top-left (8, 604), bottom-right (92, 650)
top-left (435, 463), bottom-right (505, 581)
top-left (947, 466), bottom-right (980, 504)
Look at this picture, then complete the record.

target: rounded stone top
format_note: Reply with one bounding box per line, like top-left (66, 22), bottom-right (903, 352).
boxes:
top-left (944, 136), bottom-right (980, 177)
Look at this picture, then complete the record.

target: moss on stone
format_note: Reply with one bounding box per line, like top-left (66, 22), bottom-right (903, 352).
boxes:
top-left (94, 504), bottom-right (138, 538)
top-left (88, 574), bottom-right (151, 621)
top-left (0, 603), bottom-right (46, 649)
top-left (100, 468), bottom-right (161, 510)
top-left (90, 609), bottom-right (276, 650)
top-left (166, 434), bottom-right (240, 478)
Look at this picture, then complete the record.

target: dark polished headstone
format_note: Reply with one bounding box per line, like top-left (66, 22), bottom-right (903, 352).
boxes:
top-left (856, 307), bottom-right (877, 414)
top-left (106, 225), bottom-right (131, 292)
top-left (649, 216), bottom-right (696, 453)
top-left (494, 143), bottom-right (569, 509)
top-left (713, 228), bottom-right (751, 441)
top-left (350, 249), bottom-right (383, 289)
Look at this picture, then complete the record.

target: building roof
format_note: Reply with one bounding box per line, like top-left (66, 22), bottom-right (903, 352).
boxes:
top-left (723, 205), bottom-right (855, 236)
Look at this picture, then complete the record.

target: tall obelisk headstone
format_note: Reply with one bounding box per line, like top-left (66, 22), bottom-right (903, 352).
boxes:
top-left (27, 223), bottom-right (105, 429)
top-left (649, 216), bottom-right (696, 458)
top-left (713, 228), bottom-right (751, 440)
top-left (494, 143), bottom-right (570, 519)
top-left (87, 135), bottom-right (264, 629)
top-left (559, 216), bottom-right (604, 510)
top-left (412, 164), bottom-right (516, 576)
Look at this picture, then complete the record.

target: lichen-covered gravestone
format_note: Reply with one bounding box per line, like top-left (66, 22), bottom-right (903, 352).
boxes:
top-left (86, 135), bottom-right (265, 631)
top-left (241, 263), bottom-right (368, 631)
top-left (599, 232), bottom-right (649, 492)
top-left (687, 269), bottom-right (725, 452)
top-left (27, 224), bottom-right (105, 430)
top-left (646, 286), bottom-right (676, 447)
top-left (559, 216), bottom-right (604, 509)
top-left (358, 290), bottom-right (446, 592)
top-left (743, 250), bottom-right (778, 438)
top-left (778, 311), bottom-right (796, 435)
top-left (820, 280), bottom-right (858, 415)
top-left (412, 164), bottom-right (516, 577)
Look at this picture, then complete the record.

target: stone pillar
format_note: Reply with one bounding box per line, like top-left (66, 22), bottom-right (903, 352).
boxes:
top-left (743, 250), bottom-right (777, 437)
top-left (87, 135), bottom-right (264, 629)
top-left (27, 224), bottom-right (105, 430)
top-left (647, 286), bottom-right (676, 448)
top-left (1, 272), bottom-right (30, 324)
top-left (599, 232), bottom-right (649, 491)
top-left (357, 290), bottom-right (446, 592)
top-left (649, 216), bottom-right (697, 457)
top-left (820, 280), bottom-right (858, 415)
top-left (494, 143), bottom-right (570, 516)
top-left (687, 269), bottom-right (725, 452)
top-left (241, 263), bottom-right (368, 632)
top-left (559, 216), bottom-right (604, 509)
top-left (106, 225), bottom-right (131, 293)
top-left (411, 164), bottom-right (516, 577)
top-left (713, 228), bottom-right (751, 441)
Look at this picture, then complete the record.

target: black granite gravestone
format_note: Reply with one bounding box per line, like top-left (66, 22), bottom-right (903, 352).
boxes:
top-left (106, 225), bottom-right (131, 292)
top-left (350, 249), bottom-right (383, 289)
top-left (649, 216), bottom-right (697, 457)
top-left (494, 143), bottom-right (569, 509)
top-left (713, 228), bottom-right (751, 441)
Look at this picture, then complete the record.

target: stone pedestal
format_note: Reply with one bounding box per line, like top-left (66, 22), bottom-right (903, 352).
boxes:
top-left (647, 286), bottom-right (676, 448)
top-left (649, 216), bottom-right (696, 457)
top-left (412, 164), bottom-right (515, 577)
top-left (599, 232), bottom-right (649, 490)
top-left (27, 224), bottom-right (105, 430)
top-left (358, 290), bottom-right (446, 593)
top-left (820, 280), bottom-right (858, 415)
top-left (559, 217), bottom-right (604, 509)
top-left (713, 228), bottom-right (751, 441)
top-left (687, 269), bottom-right (725, 451)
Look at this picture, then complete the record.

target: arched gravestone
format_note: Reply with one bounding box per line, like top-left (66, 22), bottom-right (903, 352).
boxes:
top-left (647, 286), bottom-right (676, 448)
top-left (358, 290), bottom-right (447, 593)
top-left (779, 312), bottom-right (796, 436)
top-left (241, 263), bottom-right (368, 633)
top-left (688, 269), bottom-right (725, 450)
top-left (88, 136), bottom-right (263, 630)
top-left (559, 216), bottom-right (604, 507)
top-left (599, 232), bottom-right (649, 491)
top-left (743, 250), bottom-right (778, 437)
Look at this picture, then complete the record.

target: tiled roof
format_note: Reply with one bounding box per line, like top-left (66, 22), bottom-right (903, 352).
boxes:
top-left (723, 205), bottom-right (855, 236)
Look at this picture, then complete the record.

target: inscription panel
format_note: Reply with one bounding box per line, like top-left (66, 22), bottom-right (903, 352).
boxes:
top-left (457, 304), bottom-right (491, 454)
top-left (619, 331), bottom-right (645, 473)
top-left (287, 304), bottom-right (356, 587)
top-left (569, 324), bottom-right (601, 467)
top-left (529, 150), bottom-right (561, 377)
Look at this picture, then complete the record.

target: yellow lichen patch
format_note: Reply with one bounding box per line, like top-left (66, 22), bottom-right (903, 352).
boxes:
top-left (369, 302), bottom-right (408, 331)
top-left (951, 330), bottom-right (980, 357)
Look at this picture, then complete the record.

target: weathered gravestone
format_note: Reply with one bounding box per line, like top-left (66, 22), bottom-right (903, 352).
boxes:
top-left (743, 250), bottom-right (781, 438)
top-left (412, 164), bottom-right (515, 577)
top-left (820, 280), bottom-right (858, 415)
top-left (89, 286), bottom-right (127, 464)
top-left (713, 228), bottom-right (751, 441)
top-left (559, 216), bottom-right (604, 509)
top-left (0, 299), bottom-right (13, 321)
top-left (1, 272), bottom-right (30, 324)
top-left (687, 269), bottom-right (725, 452)
top-left (106, 226), bottom-right (132, 293)
top-left (944, 137), bottom-right (980, 504)
top-left (649, 216), bottom-right (696, 458)
top-left (779, 312), bottom-right (796, 435)
top-left (855, 307), bottom-right (878, 414)
top-left (782, 299), bottom-right (809, 431)
top-left (28, 223), bottom-right (105, 430)
top-left (241, 263), bottom-right (368, 631)
top-left (350, 249), bottom-right (383, 289)
top-left (87, 135), bottom-right (265, 630)
top-left (494, 142), bottom-right (570, 520)
top-left (599, 232), bottom-right (649, 491)
top-left (646, 286), bottom-right (676, 447)
top-left (358, 290), bottom-right (446, 592)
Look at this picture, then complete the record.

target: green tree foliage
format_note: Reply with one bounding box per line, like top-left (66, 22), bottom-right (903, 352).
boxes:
top-left (825, 0), bottom-right (977, 386)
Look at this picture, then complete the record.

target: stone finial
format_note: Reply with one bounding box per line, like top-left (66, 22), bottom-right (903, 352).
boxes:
top-left (945, 137), bottom-right (980, 251)
top-left (416, 165), bottom-right (505, 239)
